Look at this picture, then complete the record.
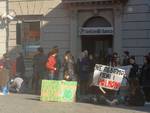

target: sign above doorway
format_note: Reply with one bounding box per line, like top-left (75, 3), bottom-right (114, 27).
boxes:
top-left (79, 27), bottom-right (113, 35)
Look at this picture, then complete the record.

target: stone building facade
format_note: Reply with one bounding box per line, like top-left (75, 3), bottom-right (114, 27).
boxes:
top-left (0, 0), bottom-right (150, 65)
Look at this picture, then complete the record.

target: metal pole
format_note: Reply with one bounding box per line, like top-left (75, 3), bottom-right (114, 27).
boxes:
top-left (6, 0), bottom-right (9, 53)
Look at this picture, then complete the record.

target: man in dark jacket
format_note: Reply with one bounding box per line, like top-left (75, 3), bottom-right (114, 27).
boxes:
top-left (16, 52), bottom-right (25, 79)
top-left (129, 56), bottom-right (139, 81)
top-left (32, 47), bottom-right (47, 94)
top-left (140, 55), bottom-right (150, 101)
top-left (122, 51), bottom-right (130, 66)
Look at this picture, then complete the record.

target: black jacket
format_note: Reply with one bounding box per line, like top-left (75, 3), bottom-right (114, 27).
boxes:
top-left (140, 63), bottom-right (150, 86)
top-left (129, 63), bottom-right (139, 79)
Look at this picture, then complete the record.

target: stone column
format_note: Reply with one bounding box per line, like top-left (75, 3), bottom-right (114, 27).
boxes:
top-left (70, 9), bottom-right (78, 59)
top-left (113, 5), bottom-right (123, 55)
top-left (0, 1), bottom-right (7, 58)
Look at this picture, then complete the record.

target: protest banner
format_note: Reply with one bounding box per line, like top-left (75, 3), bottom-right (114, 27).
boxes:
top-left (92, 64), bottom-right (126, 91)
top-left (118, 65), bottom-right (132, 77)
top-left (40, 80), bottom-right (77, 102)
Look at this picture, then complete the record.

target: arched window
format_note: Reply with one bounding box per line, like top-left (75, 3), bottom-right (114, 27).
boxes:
top-left (83, 16), bottom-right (111, 27)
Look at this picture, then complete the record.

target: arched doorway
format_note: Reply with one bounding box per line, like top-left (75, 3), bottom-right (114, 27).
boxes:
top-left (80, 16), bottom-right (113, 64)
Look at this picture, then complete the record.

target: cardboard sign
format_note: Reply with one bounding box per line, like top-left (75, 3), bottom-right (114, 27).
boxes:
top-left (118, 65), bottom-right (132, 77)
top-left (92, 64), bottom-right (125, 91)
top-left (40, 80), bottom-right (77, 102)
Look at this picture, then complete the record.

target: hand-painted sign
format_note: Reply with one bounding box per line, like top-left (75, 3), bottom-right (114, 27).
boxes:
top-left (40, 80), bottom-right (77, 102)
top-left (92, 64), bottom-right (125, 91)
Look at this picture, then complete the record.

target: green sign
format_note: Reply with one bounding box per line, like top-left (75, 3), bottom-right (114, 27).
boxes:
top-left (40, 80), bottom-right (77, 102)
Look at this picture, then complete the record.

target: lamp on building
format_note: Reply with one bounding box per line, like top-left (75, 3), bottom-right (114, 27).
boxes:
top-left (0, 10), bottom-right (16, 29)
top-left (1, 10), bottom-right (16, 20)
top-left (0, 10), bottom-right (16, 53)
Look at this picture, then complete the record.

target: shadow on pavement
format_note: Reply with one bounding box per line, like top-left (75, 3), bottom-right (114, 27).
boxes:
top-left (25, 96), bottom-right (40, 101)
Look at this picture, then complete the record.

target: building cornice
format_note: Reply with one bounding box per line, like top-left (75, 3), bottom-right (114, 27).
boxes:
top-left (62, 0), bottom-right (128, 9)
top-left (62, 0), bottom-right (128, 4)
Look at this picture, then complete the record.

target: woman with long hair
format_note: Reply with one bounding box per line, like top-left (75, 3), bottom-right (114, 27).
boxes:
top-left (63, 51), bottom-right (76, 81)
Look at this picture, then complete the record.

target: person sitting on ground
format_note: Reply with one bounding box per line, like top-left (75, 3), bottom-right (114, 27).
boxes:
top-left (126, 79), bottom-right (145, 106)
top-left (8, 76), bottom-right (27, 93)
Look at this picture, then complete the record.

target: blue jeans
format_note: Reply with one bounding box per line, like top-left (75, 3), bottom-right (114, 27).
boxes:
top-left (48, 72), bottom-right (58, 80)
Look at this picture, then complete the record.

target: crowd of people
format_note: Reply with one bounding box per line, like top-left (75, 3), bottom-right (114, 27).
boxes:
top-left (0, 46), bottom-right (150, 106)
top-left (31, 46), bottom-right (150, 105)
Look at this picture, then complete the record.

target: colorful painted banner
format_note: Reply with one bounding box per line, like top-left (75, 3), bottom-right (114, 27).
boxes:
top-left (40, 80), bottom-right (77, 102)
top-left (92, 64), bottom-right (126, 91)
top-left (118, 65), bottom-right (132, 77)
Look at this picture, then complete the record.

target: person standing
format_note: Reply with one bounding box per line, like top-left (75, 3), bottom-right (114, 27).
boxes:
top-left (140, 55), bottom-right (150, 101)
top-left (32, 47), bottom-right (47, 94)
top-left (88, 54), bottom-right (95, 86)
top-left (122, 51), bottom-right (130, 66)
top-left (88, 54), bottom-right (95, 73)
top-left (8, 76), bottom-right (27, 93)
top-left (16, 52), bottom-right (25, 79)
top-left (52, 46), bottom-right (61, 79)
top-left (78, 51), bottom-right (90, 95)
top-left (111, 52), bottom-right (120, 67)
top-left (128, 56), bottom-right (139, 82)
top-left (0, 53), bottom-right (11, 89)
top-left (1, 53), bottom-right (11, 71)
top-left (63, 51), bottom-right (76, 81)
top-left (46, 48), bottom-right (58, 80)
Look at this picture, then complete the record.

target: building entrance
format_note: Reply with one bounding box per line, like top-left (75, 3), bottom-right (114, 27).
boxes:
top-left (81, 35), bottom-right (112, 64)
top-left (80, 16), bottom-right (113, 64)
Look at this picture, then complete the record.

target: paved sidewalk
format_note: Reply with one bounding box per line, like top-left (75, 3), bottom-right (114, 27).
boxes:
top-left (0, 94), bottom-right (149, 113)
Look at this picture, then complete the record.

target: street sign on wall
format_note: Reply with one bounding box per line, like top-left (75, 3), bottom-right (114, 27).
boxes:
top-left (79, 27), bottom-right (113, 35)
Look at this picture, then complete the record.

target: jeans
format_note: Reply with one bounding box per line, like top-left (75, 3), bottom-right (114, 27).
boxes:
top-left (48, 72), bottom-right (58, 80)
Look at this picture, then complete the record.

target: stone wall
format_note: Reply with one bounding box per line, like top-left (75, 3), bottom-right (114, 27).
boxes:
top-left (0, 1), bottom-right (6, 58)
top-left (122, 0), bottom-right (150, 65)
top-left (8, 0), bottom-right (70, 57)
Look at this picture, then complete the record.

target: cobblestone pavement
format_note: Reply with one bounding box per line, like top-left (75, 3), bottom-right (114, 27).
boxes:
top-left (0, 94), bottom-right (149, 113)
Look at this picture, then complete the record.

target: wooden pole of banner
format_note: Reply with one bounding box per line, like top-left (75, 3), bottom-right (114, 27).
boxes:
top-left (99, 86), bottom-right (106, 94)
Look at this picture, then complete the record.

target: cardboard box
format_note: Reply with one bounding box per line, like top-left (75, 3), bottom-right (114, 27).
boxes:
top-left (40, 80), bottom-right (77, 102)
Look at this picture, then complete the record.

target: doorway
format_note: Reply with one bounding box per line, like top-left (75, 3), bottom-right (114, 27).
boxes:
top-left (81, 35), bottom-right (113, 64)
top-left (80, 16), bottom-right (113, 64)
